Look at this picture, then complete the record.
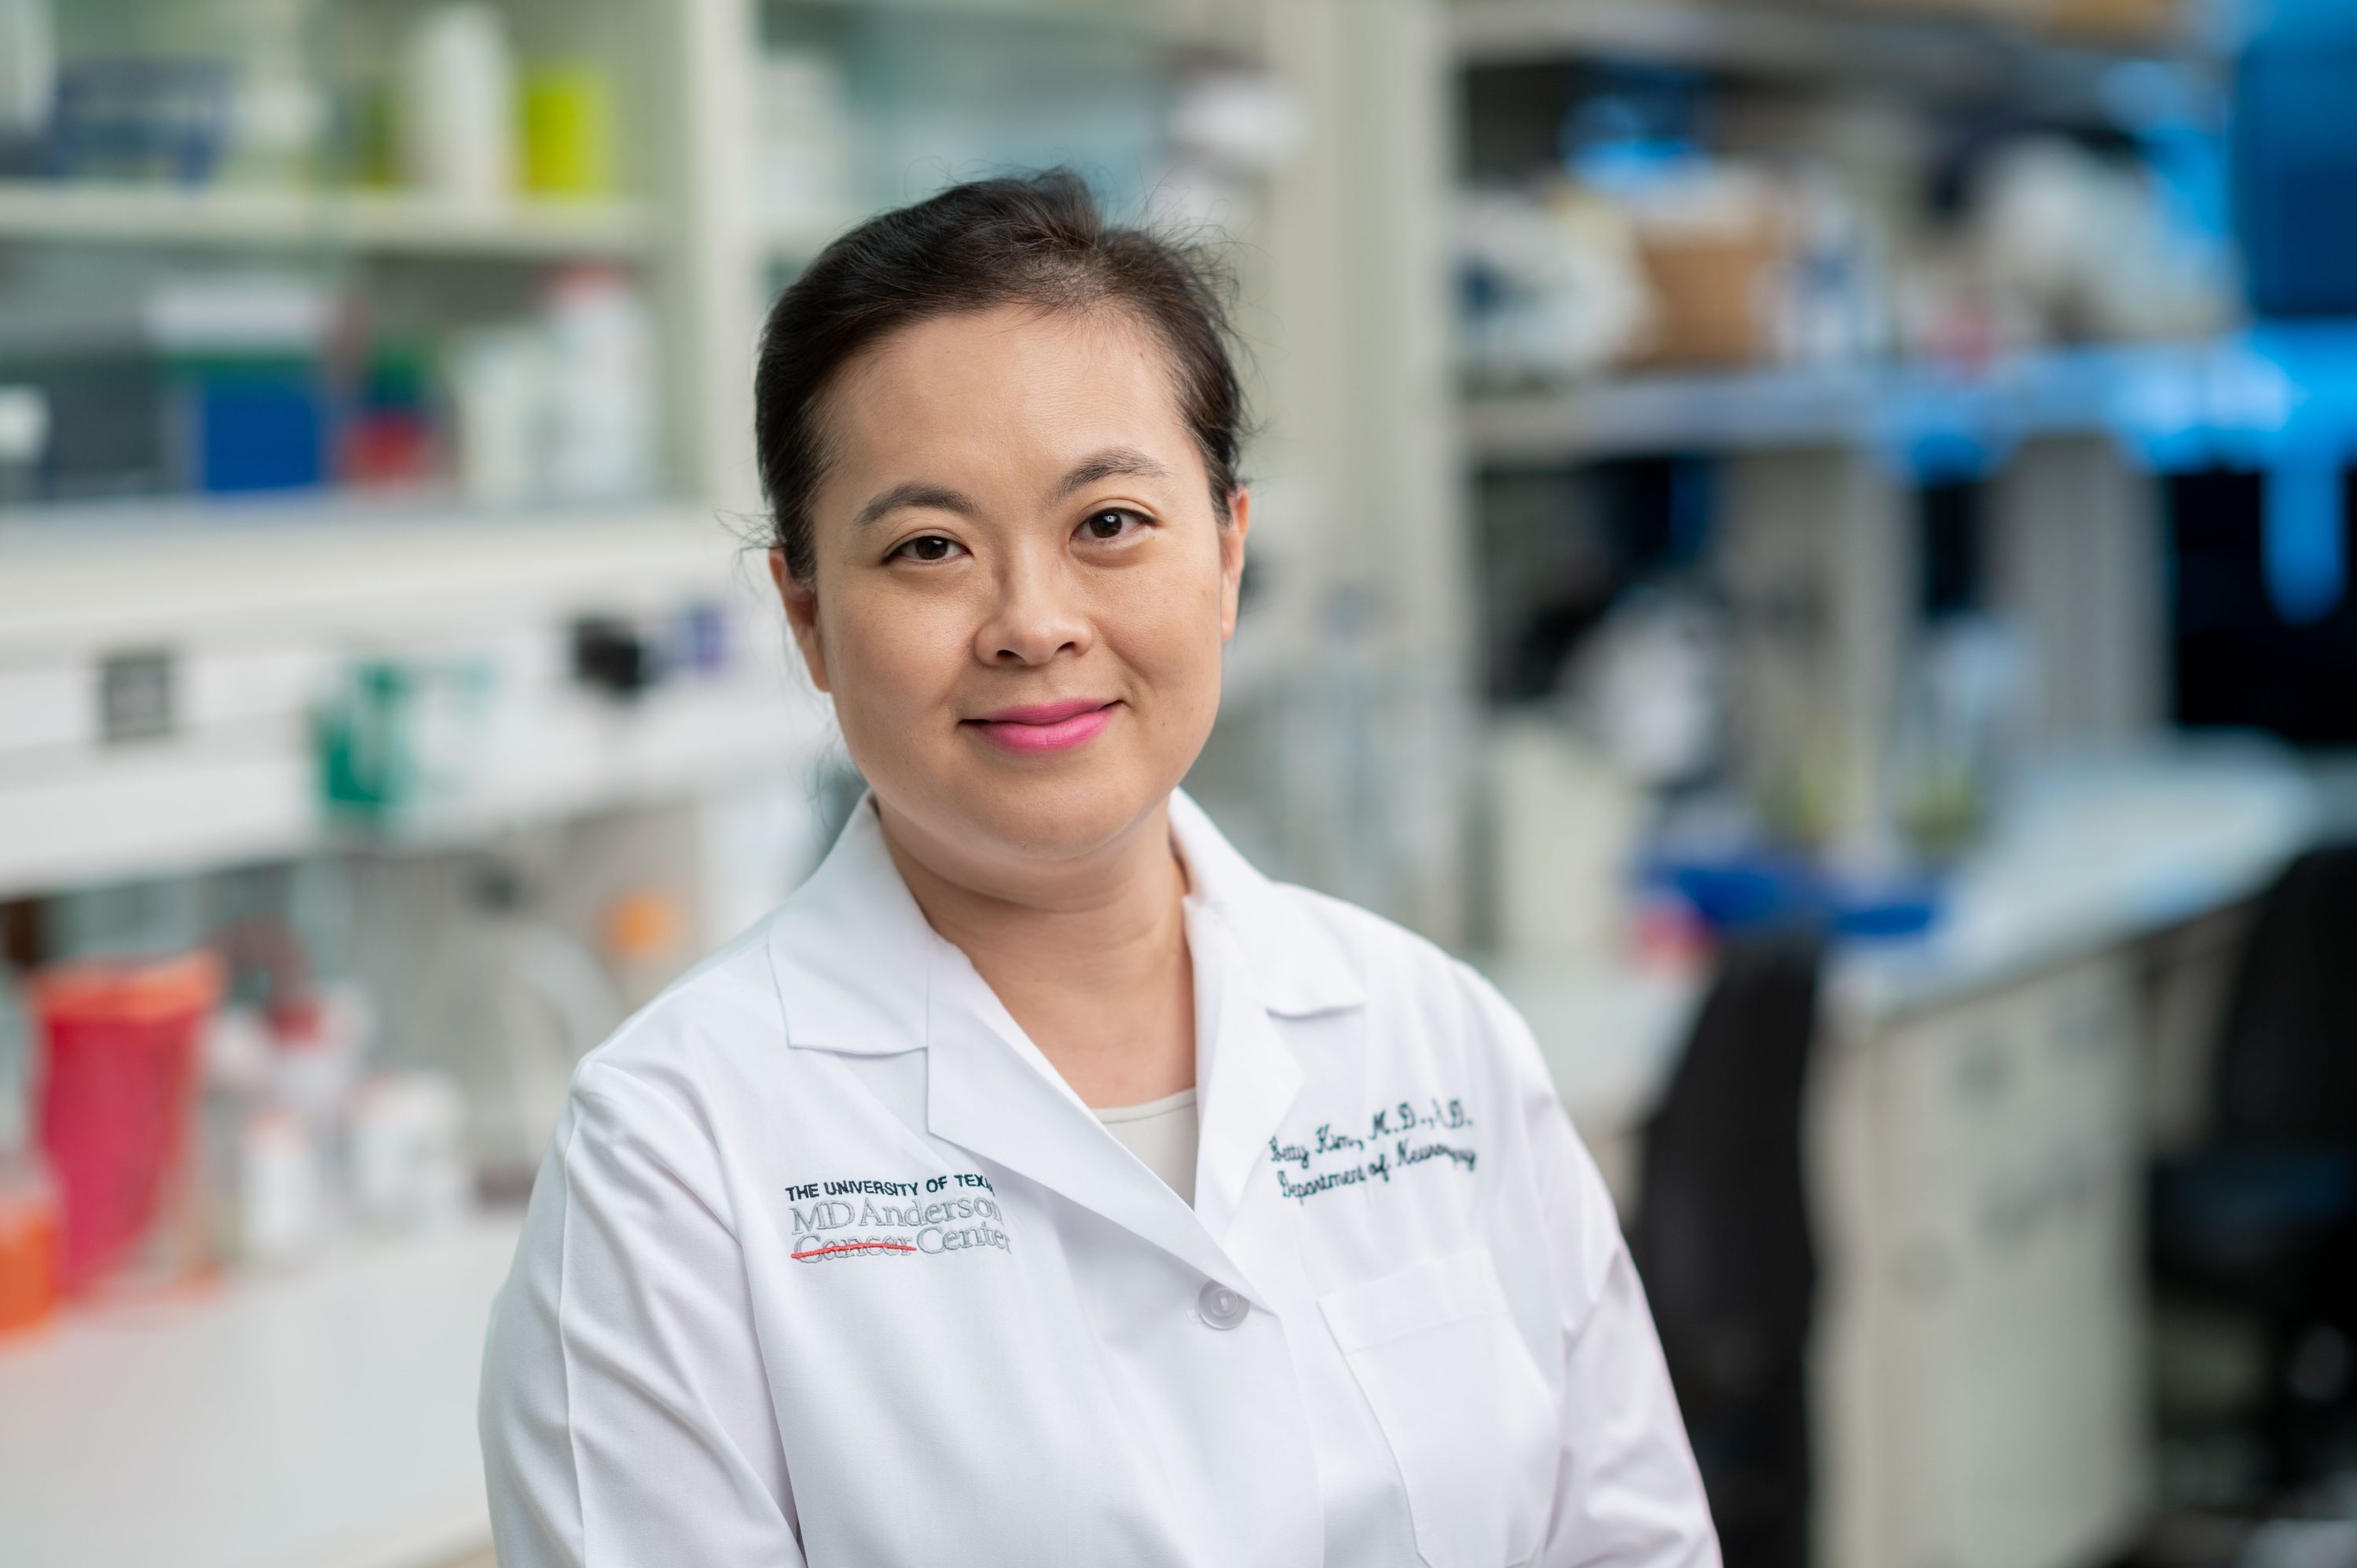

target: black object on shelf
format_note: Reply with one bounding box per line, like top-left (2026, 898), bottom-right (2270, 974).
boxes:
top-left (570, 616), bottom-right (658, 700)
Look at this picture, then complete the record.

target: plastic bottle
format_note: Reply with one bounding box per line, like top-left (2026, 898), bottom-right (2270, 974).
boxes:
top-left (397, 4), bottom-right (516, 205)
top-left (0, 0), bottom-right (56, 144)
top-left (541, 267), bottom-right (654, 502)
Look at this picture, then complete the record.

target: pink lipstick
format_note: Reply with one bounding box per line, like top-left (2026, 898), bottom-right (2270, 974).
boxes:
top-left (966, 699), bottom-right (1117, 753)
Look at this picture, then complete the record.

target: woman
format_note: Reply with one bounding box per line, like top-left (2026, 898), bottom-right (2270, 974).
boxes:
top-left (479, 171), bottom-right (1717, 1568)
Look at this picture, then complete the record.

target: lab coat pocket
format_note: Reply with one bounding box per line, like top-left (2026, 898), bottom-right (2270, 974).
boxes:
top-left (1320, 1247), bottom-right (1557, 1568)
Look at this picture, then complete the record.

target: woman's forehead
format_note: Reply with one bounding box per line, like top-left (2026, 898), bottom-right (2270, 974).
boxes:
top-left (821, 305), bottom-right (1200, 485)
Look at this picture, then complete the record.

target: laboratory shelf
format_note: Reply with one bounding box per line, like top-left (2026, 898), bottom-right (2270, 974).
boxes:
top-left (0, 661), bottom-right (830, 899)
top-left (1447, 0), bottom-right (2205, 82)
top-left (773, 0), bottom-right (1252, 45)
top-left (0, 182), bottom-right (658, 259)
top-left (0, 1216), bottom-right (522, 1568)
top-left (0, 497), bottom-right (752, 654)
top-left (0, 500), bottom-right (834, 898)
top-left (1458, 339), bottom-right (2260, 467)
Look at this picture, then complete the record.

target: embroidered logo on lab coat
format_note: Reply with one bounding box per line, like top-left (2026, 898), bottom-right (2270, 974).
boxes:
top-left (784, 1172), bottom-right (1011, 1261)
top-left (1270, 1095), bottom-right (1479, 1204)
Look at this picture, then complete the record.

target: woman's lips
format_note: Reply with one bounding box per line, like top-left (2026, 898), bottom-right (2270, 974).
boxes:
top-left (965, 699), bottom-right (1118, 753)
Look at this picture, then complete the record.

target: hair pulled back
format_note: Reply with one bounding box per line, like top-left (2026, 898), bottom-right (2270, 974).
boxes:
top-left (753, 169), bottom-right (1248, 584)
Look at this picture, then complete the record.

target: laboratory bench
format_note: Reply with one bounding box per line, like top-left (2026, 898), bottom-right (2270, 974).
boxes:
top-left (1486, 746), bottom-right (2322, 1568)
top-left (0, 1216), bottom-right (521, 1568)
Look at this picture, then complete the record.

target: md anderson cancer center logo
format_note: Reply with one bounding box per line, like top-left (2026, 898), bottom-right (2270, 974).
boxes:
top-left (786, 1173), bottom-right (1011, 1262)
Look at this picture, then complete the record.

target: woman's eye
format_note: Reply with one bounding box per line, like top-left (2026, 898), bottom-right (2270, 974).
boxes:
top-left (1080, 508), bottom-right (1144, 542)
top-left (893, 535), bottom-right (962, 563)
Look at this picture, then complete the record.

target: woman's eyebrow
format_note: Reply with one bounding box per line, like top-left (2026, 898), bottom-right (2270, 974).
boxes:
top-left (853, 481), bottom-right (980, 529)
top-left (1054, 447), bottom-right (1171, 497)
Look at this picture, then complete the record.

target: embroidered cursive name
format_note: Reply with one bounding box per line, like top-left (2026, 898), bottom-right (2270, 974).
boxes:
top-left (1267, 1089), bottom-right (1480, 1206)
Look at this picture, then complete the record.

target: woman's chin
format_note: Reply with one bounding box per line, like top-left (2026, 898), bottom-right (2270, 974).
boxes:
top-left (894, 761), bottom-right (1174, 870)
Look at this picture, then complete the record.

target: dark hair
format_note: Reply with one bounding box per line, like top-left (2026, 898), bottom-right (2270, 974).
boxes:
top-left (753, 169), bottom-right (1248, 583)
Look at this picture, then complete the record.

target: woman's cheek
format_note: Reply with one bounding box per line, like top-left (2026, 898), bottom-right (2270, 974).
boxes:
top-left (1122, 595), bottom-right (1224, 742)
top-left (830, 586), bottom-right (959, 751)
top-left (1112, 556), bottom-right (1218, 662)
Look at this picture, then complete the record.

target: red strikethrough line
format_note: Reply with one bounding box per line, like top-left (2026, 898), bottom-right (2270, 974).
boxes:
top-left (792, 1240), bottom-right (918, 1259)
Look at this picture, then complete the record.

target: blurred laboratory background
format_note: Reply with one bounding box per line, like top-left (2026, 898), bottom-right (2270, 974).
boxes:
top-left (1, 0), bottom-right (2355, 1566)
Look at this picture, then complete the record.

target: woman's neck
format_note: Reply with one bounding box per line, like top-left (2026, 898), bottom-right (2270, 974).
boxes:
top-left (876, 795), bottom-right (1197, 1109)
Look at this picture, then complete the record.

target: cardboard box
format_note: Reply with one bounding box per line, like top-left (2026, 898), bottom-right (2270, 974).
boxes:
top-left (2037, 0), bottom-right (2184, 43)
top-left (1626, 216), bottom-right (1788, 369)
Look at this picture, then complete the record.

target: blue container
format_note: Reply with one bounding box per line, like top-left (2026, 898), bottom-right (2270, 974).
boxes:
top-left (1644, 848), bottom-right (1945, 944)
top-left (184, 366), bottom-right (327, 493)
top-left (2237, 0), bottom-right (2357, 318)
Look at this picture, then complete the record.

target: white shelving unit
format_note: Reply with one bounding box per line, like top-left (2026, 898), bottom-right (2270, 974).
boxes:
top-left (0, 0), bottom-right (802, 896)
top-left (0, 181), bottom-right (657, 258)
top-left (0, 0), bottom-right (1372, 903)
top-left (0, 0), bottom-right (1435, 891)
top-left (0, 501), bottom-right (830, 899)
top-left (0, 501), bottom-right (745, 652)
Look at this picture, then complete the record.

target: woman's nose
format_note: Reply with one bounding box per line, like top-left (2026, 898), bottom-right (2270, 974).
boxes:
top-left (973, 555), bottom-right (1093, 667)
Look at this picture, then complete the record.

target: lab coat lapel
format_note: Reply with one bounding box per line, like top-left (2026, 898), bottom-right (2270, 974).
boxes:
top-left (922, 947), bottom-right (1255, 1297)
top-left (1187, 903), bottom-right (1305, 1247)
top-left (1165, 791), bottom-right (1367, 1247)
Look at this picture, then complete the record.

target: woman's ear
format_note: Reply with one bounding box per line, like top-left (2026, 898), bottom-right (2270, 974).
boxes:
top-left (769, 548), bottom-right (831, 693)
top-left (1219, 487), bottom-right (1252, 642)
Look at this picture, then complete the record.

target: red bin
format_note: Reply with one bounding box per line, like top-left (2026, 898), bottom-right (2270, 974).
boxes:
top-left (32, 953), bottom-right (222, 1293)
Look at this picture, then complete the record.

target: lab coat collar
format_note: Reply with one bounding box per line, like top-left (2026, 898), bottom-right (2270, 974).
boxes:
top-left (1164, 789), bottom-right (1365, 1017)
top-left (765, 788), bottom-right (1365, 1056)
top-left (762, 794), bottom-right (939, 1057)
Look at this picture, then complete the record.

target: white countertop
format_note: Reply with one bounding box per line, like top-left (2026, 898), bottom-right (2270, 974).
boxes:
top-left (0, 1217), bottom-right (522, 1568)
top-left (1833, 748), bottom-right (2319, 1020)
top-left (1486, 746), bottom-right (2322, 1138)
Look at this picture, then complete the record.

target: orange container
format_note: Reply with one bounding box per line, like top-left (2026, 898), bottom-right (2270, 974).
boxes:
top-left (0, 1156), bottom-right (58, 1335)
top-left (32, 953), bottom-right (222, 1293)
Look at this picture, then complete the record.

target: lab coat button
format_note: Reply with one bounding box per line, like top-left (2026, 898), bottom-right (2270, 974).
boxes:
top-left (1197, 1281), bottom-right (1248, 1329)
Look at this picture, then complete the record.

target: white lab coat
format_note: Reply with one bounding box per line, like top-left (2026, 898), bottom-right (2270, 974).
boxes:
top-left (479, 790), bottom-right (1718, 1568)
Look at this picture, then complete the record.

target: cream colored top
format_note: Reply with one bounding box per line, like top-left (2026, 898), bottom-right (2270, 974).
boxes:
top-left (1093, 1086), bottom-right (1200, 1207)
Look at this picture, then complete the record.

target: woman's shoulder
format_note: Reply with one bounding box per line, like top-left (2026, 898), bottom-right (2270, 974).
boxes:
top-left (563, 918), bottom-right (789, 1116)
top-left (1253, 881), bottom-right (1547, 1078)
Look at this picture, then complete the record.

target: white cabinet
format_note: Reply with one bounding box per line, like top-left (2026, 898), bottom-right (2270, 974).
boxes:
top-left (1820, 954), bottom-right (2147, 1568)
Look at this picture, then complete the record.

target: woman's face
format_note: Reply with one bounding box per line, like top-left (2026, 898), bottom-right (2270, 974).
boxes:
top-left (774, 303), bottom-right (1248, 872)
